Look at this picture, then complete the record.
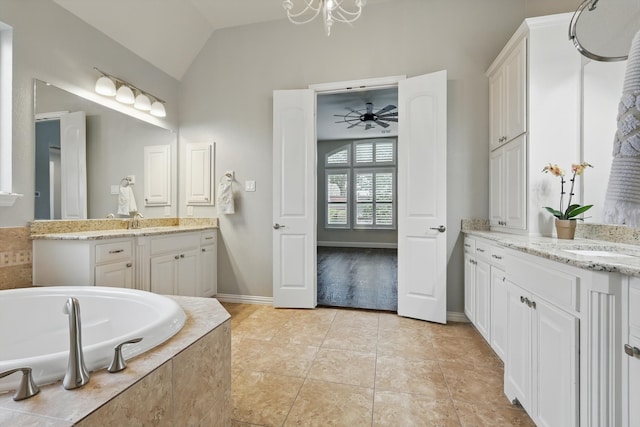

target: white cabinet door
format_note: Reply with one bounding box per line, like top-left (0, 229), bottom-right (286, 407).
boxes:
top-left (490, 266), bottom-right (508, 362)
top-left (144, 145), bottom-right (171, 206)
top-left (505, 281), bottom-right (532, 412)
top-left (489, 68), bottom-right (504, 151)
top-left (177, 249), bottom-right (199, 297)
top-left (186, 141), bottom-right (213, 205)
top-left (475, 259), bottom-right (491, 341)
top-left (95, 261), bottom-right (133, 288)
top-left (464, 252), bottom-right (476, 323)
top-left (628, 335), bottom-right (640, 427)
top-left (200, 244), bottom-right (217, 297)
top-left (150, 253), bottom-right (178, 295)
top-left (489, 149), bottom-right (504, 227)
top-left (503, 37), bottom-right (527, 142)
top-left (534, 298), bottom-right (578, 427)
top-left (504, 135), bottom-right (526, 230)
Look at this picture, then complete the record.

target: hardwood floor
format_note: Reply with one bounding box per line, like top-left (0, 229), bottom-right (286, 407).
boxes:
top-left (317, 247), bottom-right (397, 312)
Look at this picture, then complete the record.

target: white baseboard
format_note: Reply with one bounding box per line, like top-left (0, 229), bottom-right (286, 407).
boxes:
top-left (447, 311), bottom-right (469, 323)
top-left (216, 294), bottom-right (469, 325)
top-left (215, 293), bottom-right (273, 305)
top-left (317, 241), bottom-right (398, 249)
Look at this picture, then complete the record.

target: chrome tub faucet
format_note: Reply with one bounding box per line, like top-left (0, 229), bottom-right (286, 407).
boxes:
top-left (62, 297), bottom-right (90, 390)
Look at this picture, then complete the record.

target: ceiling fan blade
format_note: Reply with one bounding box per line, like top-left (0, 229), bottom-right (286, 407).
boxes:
top-left (375, 120), bottom-right (390, 128)
top-left (376, 104), bottom-right (397, 115)
top-left (381, 117), bottom-right (398, 122)
top-left (366, 102), bottom-right (373, 114)
top-left (348, 122), bottom-right (361, 129)
top-left (345, 107), bottom-right (361, 114)
top-left (378, 112), bottom-right (398, 118)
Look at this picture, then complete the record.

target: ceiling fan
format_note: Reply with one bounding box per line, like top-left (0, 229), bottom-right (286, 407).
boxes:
top-left (335, 102), bottom-right (398, 130)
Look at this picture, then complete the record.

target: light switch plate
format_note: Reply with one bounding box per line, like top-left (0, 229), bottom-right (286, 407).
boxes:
top-left (111, 185), bottom-right (119, 195)
top-left (245, 180), bottom-right (256, 192)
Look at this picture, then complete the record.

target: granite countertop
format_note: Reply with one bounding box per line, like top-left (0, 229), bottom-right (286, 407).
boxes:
top-left (463, 229), bottom-right (640, 277)
top-left (31, 225), bottom-right (217, 240)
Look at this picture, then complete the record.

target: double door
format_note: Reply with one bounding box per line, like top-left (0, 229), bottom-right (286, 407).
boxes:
top-left (150, 249), bottom-right (199, 296)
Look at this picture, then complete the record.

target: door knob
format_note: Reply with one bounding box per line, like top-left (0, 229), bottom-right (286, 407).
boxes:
top-left (273, 223), bottom-right (286, 230)
top-left (429, 225), bottom-right (446, 233)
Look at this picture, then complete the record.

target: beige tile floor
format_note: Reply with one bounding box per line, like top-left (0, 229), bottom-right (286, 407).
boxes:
top-left (221, 302), bottom-right (535, 427)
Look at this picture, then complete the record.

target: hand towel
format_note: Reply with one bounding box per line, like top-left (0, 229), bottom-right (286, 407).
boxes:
top-left (117, 184), bottom-right (138, 215)
top-left (603, 29), bottom-right (640, 227)
top-left (217, 174), bottom-right (235, 215)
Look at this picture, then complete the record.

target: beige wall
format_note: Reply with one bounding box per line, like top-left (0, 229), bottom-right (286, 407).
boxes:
top-left (178, 0), bottom-right (578, 312)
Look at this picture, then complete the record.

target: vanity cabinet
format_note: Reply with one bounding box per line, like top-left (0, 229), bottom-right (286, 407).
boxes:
top-left (199, 231), bottom-right (218, 297)
top-left (149, 232), bottom-right (201, 296)
top-left (487, 13), bottom-right (581, 235)
top-left (489, 37), bottom-right (526, 151)
top-left (33, 237), bottom-right (134, 288)
top-left (463, 236), bottom-right (505, 356)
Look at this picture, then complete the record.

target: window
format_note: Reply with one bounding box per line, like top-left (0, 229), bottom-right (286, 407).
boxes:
top-left (325, 139), bottom-right (396, 230)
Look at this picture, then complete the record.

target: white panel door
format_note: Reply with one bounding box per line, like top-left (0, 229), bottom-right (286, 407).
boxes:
top-left (150, 254), bottom-right (177, 295)
top-left (60, 111), bottom-right (87, 219)
top-left (505, 281), bottom-right (532, 412)
top-left (272, 89), bottom-right (316, 308)
top-left (397, 70), bottom-right (447, 323)
top-left (490, 266), bottom-right (508, 361)
top-left (504, 135), bottom-right (526, 230)
top-left (475, 259), bottom-right (491, 341)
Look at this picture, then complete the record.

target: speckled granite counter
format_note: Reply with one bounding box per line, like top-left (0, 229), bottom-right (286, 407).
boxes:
top-left (0, 296), bottom-right (231, 426)
top-left (463, 229), bottom-right (640, 277)
top-left (31, 224), bottom-right (217, 240)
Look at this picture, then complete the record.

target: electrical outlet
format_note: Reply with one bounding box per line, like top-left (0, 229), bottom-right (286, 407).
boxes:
top-left (0, 252), bottom-right (11, 266)
top-left (15, 250), bottom-right (31, 265)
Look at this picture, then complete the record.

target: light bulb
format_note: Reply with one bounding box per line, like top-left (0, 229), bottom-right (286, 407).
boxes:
top-left (95, 76), bottom-right (116, 96)
top-left (150, 101), bottom-right (166, 117)
top-left (115, 85), bottom-right (135, 104)
top-left (134, 93), bottom-right (151, 111)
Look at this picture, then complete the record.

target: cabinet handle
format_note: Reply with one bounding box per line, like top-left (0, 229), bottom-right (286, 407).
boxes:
top-left (174, 255), bottom-right (180, 260)
top-left (180, 254), bottom-right (185, 258)
top-left (477, 248), bottom-right (485, 253)
top-left (624, 344), bottom-right (640, 358)
top-left (126, 263), bottom-right (132, 268)
top-left (531, 300), bottom-right (536, 309)
top-left (464, 243), bottom-right (471, 248)
top-left (502, 276), bottom-right (506, 282)
top-left (520, 296), bottom-right (525, 304)
top-left (109, 249), bottom-right (124, 254)
top-left (204, 237), bottom-right (214, 240)
top-left (492, 254), bottom-right (502, 260)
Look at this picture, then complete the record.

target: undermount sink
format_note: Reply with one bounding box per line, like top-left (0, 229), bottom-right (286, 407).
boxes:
top-left (562, 249), bottom-right (636, 258)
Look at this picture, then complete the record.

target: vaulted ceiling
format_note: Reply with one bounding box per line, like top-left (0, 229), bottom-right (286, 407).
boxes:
top-left (53, 0), bottom-right (394, 81)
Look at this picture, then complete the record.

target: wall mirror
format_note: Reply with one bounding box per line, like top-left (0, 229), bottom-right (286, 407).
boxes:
top-left (34, 79), bottom-right (177, 220)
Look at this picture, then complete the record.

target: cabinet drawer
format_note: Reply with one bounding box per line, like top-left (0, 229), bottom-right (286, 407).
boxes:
top-left (201, 231), bottom-right (217, 246)
top-left (151, 233), bottom-right (200, 255)
top-left (464, 237), bottom-right (476, 253)
top-left (475, 240), bottom-right (491, 260)
top-left (506, 252), bottom-right (579, 313)
top-left (95, 240), bottom-right (133, 264)
top-left (490, 246), bottom-right (505, 268)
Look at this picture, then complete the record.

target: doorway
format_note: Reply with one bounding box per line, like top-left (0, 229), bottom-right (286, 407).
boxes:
top-left (316, 88), bottom-right (399, 311)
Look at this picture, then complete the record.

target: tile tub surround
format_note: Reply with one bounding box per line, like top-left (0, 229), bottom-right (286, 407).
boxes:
top-left (0, 296), bottom-right (231, 426)
top-left (0, 227), bottom-right (32, 290)
top-left (30, 217), bottom-right (218, 236)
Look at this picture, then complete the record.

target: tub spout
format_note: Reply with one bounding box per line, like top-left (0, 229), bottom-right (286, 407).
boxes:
top-left (62, 297), bottom-right (90, 390)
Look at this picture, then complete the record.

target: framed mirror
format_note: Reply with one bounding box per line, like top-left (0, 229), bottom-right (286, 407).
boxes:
top-left (34, 80), bottom-right (177, 219)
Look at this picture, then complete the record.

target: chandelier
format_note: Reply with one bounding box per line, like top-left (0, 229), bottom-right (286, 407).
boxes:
top-left (282, 0), bottom-right (366, 36)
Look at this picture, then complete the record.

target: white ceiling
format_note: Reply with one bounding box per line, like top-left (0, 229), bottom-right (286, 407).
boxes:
top-left (53, 0), bottom-right (393, 81)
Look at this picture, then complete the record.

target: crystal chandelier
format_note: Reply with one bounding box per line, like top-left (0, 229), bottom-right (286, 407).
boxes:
top-left (282, 0), bottom-right (366, 36)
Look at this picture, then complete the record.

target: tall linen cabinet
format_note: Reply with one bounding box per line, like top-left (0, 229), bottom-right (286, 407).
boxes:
top-left (486, 13), bottom-right (581, 236)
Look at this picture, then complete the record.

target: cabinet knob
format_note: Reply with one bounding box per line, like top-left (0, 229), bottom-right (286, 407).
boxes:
top-left (180, 254), bottom-right (185, 258)
top-left (175, 255), bottom-right (180, 260)
top-left (126, 263), bottom-right (132, 268)
top-left (624, 344), bottom-right (640, 358)
top-left (477, 248), bottom-right (485, 253)
top-left (202, 248), bottom-right (206, 252)
top-left (520, 296), bottom-right (525, 304)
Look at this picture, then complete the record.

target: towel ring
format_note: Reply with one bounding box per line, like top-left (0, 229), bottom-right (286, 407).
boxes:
top-left (120, 178), bottom-right (130, 187)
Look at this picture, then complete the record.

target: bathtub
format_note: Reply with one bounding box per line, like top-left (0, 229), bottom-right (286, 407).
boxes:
top-left (0, 286), bottom-right (186, 393)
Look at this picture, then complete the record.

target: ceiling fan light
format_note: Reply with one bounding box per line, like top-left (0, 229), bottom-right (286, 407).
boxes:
top-left (115, 85), bottom-right (135, 104)
top-left (134, 93), bottom-right (152, 111)
top-left (95, 76), bottom-right (116, 96)
top-left (150, 101), bottom-right (166, 117)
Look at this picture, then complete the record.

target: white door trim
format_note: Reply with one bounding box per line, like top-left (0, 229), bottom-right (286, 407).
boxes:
top-left (309, 75), bottom-right (406, 94)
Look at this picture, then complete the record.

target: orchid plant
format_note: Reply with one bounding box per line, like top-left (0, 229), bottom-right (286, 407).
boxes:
top-left (542, 162), bottom-right (594, 220)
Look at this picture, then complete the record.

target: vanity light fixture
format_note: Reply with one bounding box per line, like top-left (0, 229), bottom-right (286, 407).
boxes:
top-left (93, 67), bottom-right (167, 117)
top-left (282, 0), bottom-right (366, 36)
